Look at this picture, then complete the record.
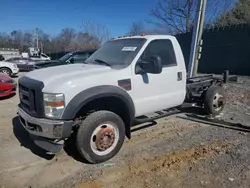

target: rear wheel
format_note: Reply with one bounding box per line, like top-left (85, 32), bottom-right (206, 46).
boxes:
top-left (204, 85), bottom-right (226, 116)
top-left (27, 66), bottom-right (34, 72)
top-left (76, 110), bottom-right (125, 164)
top-left (0, 68), bottom-right (12, 76)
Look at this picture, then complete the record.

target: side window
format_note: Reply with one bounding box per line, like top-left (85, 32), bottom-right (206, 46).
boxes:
top-left (11, 57), bottom-right (20, 62)
top-left (140, 39), bottom-right (177, 67)
top-left (72, 54), bottom-right (89, 63)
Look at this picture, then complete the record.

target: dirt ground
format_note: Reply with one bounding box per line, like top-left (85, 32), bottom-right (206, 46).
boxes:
top-left (0, 72), bottom-right (250, 188)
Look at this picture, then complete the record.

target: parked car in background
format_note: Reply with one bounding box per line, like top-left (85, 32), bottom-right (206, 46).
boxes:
top-left (34, 49), bottom-right (97, 69)
top-left (0, 73), bottom-right (16, 98)
top-left (5, 57), bottom-right (42, 71)
top-left (30, 53), bottom-right (51, 61)
top-left (0, 60), bottom-right (19, 76)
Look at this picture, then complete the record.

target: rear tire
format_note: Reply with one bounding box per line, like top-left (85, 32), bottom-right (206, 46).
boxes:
top-left (0, 68), bottom-right (12, 76)
top-left (28, 66), bottom-right (34, 72)
top-left (76, 110), bottom-right (125, 164)
top-left (204, 85), bottom-right (226, 116)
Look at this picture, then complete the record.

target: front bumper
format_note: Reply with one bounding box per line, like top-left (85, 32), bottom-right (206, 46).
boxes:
top-left (18, 107), bottom-right (73, 152)
top-left (12, 68), bottom-right (19, 75)
top-left (0, 82), bottom-right (16, 97)
top-left (18, 107), bottom-right (73, 139)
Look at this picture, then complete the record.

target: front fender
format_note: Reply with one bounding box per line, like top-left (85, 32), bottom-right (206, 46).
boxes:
top-left (61, 85), bottom-right (135, 126)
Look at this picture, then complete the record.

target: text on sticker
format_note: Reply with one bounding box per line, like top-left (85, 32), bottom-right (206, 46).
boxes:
top-left (122, 47), bottom-right (137, 51)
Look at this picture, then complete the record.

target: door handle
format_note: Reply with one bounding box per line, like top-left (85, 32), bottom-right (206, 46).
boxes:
top-left (177, 72), bottom-right (182, 81)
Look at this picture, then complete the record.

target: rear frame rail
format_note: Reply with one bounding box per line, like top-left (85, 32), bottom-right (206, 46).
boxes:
top-left (178, 113), bottom-right (250, 133)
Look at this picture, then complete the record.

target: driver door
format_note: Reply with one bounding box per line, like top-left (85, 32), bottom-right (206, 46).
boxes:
top-left (131, 39), bottom-right (186, 116)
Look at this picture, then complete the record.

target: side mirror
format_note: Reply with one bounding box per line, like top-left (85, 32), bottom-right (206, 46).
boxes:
top-left (136, 56), bottom-right (162, 74)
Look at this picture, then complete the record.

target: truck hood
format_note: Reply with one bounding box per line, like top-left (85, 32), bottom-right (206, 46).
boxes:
top-left (25, 63), bottom-right (113, 86)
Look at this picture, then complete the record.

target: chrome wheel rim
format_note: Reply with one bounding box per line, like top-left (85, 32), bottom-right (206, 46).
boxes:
top-left (0, 69), bottom-right (10, 75)
top-left (90, 122), bottom-right (119, 156)
top-left (213, 93), bottom-right (224, 111)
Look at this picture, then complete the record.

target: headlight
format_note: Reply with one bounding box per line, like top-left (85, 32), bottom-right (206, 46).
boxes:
top-left (13, 64), bottom-right (17, 68)
top-left (43, 93), bottom-right (65, 118)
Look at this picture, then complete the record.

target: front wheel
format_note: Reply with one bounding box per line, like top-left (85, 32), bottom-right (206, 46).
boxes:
top-left (204, 85), bottom-right (226, 116)
top-left (76, 110), bottom-right (125, 164)
top-left (0, 68), bottom-right (12, 76)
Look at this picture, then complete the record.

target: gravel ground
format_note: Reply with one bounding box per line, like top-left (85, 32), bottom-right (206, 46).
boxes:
top-left (223, 76), bottom-right (250, 126)
top-left (0, 72), bottom-right (250, 188)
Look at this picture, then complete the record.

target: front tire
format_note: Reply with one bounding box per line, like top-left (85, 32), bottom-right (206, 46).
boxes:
top-left (76, 110), bottom-right (125, 164)
top-left (0, 68), bottom-right (12, 76)
top-left (204, 85), bottom-right (226, 116)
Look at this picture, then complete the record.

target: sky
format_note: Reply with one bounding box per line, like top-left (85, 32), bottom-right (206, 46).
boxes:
top-left (0, 0), bottom-right (156, 37)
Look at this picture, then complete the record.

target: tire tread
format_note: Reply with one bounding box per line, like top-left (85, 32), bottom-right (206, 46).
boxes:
top-left (76, 110), bottom-right (125, 164)
top-left (204, 85), bottom-right (226, 116)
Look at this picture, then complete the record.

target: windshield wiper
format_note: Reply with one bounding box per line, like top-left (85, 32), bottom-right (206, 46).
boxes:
top-left (94, 59), bottom-right (111, 67)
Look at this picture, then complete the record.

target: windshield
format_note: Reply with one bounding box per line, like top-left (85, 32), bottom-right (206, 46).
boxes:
top-left (85, 38), bottom-right (146, 68)
top-left (5, 58), bottom-right (16, 62)
top-left (59, 53), bottom-right (73, 62)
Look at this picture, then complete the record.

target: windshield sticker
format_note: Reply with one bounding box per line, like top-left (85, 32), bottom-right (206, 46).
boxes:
top-left (122, 47), bottom-right (137, 51)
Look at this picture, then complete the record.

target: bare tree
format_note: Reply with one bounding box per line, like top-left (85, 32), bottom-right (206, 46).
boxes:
top-left (8, 30), bottom-right (25, 50)
top-left (23, 32), bottom-right (33, 47)
top-left (56, 28), bottom-right (76, 52)
top-left (82, 21), bottom-right (111, 45)
top-left (128, 21), bottom-right (147, 35)
top-left (0, 32), bottom-right (9, 47)
top-left (150, 0), bottom-right (235, 34)
top-left (0, 23), bottom-right (112, 54)
top-left (215, 0), bottom-right (250, 26)
top-left (69, 32), bottom-right (99, 51)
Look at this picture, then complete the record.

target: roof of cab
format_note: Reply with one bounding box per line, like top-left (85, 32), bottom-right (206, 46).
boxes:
top-left (112, 35), bottom-right (176, 41)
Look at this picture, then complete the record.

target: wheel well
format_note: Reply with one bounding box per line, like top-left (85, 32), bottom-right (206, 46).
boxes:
top-left (75, 96), bottom-right (132, 138)
top-left (0, 67), bottom-right (12, 72)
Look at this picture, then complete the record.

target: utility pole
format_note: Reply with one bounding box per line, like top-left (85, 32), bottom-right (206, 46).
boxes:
top-left (40, 42), bottom-right (43, 53)
top-left (36, 27), bottom-right (39, 50)
top-left (187, 0), bottom-right (207, 78)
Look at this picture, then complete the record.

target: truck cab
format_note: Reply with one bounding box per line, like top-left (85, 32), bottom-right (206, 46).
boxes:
top-left (127, 36), bottom-right (186, 116)
top-left (17, 35), bottom-right (226, 164)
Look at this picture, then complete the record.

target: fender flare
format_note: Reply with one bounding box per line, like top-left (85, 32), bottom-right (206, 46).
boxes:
top-left (62, 85), bottom-right (135, 131)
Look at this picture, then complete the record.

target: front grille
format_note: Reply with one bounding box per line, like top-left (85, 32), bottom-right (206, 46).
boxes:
top-left (19, 84), bottom-right (34, 113)
top-left (18, 76), bottom-right (44, 117)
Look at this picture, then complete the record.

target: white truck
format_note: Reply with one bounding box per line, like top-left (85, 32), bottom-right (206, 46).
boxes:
top-left (17, 35), bottom-right (227, 164)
